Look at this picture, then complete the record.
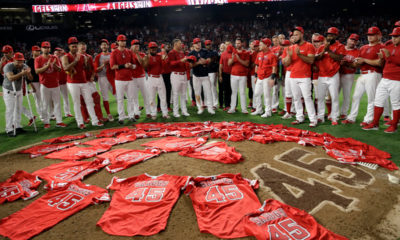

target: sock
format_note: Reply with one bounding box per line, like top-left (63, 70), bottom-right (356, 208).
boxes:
top-left (103, 101), bottom-right (110, 115)
top-left (285, 98), bottom-right (292, 114)
top-left (391, 109), bottom-right (400, 127)
top-left (326, 100), bottom-right (332, 116)
top-left (372, 106), bottom-right (384, 126)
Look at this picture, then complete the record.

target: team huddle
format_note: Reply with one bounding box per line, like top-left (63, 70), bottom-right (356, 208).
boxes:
top-left (1, 21), bottom-right (400, 136)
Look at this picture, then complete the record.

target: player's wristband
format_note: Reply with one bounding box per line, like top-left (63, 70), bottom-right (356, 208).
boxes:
top-left (118, 65), bottom-right (126, 69)
top-left (271, 73), bottom-right (277, 80)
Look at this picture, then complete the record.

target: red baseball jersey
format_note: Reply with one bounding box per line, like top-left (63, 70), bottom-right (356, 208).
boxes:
top-left (359, 43), bottom-right (384, 73)
top-left (316, 41), bottom-right (346, 77)
top-left (141, 136), bottom-right (208, 152)
top-left (34, 55), bottom-right (61, 88)
top-left (231, 50), bottom-right (250, 76)
top-left (255, 50), bottom-right (278, 79)
top-left (135, 122), bottom-right (166, 131)
top-left (168, 49), bottom-right (187, 72)
top-left (45, 145), bottom-right (111, 161)
top-left (288, 42), bottom-right (315, 78)
top-left (42, 133), bottom-right (90, 144)
top-left (382, 44), bottom-right (400, 81)
top-left (110, 48), bottom-right (134, 81)
top-left (220, 51), bottom-right (232, 74)
top-left (83, 53), bottom-right (95, 81)
top-left (131, 52), bottom-right (146, 78)
top-left (0, 170), bottom-right (41, 204)
top-left (96, 148), bottom-right (161, 173)
top-left (243, 199), bottom-right (348, 240)
top-left (82, 137), bottom-right (125, 147)
top-left (250, 50), bottom-right (259, 75)
top-left (97, 174), bottom-right (191, 236)
top-left (147, 54), bottom-right (167, 75)
top-left (184, 173), bottom-right (261, 239)
top-left (65, 53), bottom-right (87, 83)
top-left (340, 47), bottom-right (360, 74)
top-left (96, 127), bottom-right (131, 138)
top-left (179, 141), bottom-right (243, 164)
top-left (114, 131), bottom-right (138, 143)
top-left (32, 159), bottom-right (109, 188)
top-left (0, 181), bottom-right (109, 240)
top-left (19, 142), bottom-right (78, 158)
top-left (281, 48), bottom-right (293, 71)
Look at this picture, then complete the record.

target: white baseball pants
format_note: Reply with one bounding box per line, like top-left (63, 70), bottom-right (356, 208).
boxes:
top-left (339, 74), bottom-right (354, 116)
top-left (148, 76), bottom-right (168, 116)
top-left (133, 77), bottom-right (150, 115)
top-left (317, 72), bottom-right (340, 121)
top-left (41, 85), bottom-right (62, 124)
top-left (59, 84), bottom-right (71, 116)
top-left (3, 87), bottom-right (22, 132)
top-left (374, 78), bottom-right (400, 110)
top-left (98, 76), bottom-right (114, 101)
top-left (253, 77), bottom-right (273, 113)
top-left (229, 75), bottom-right (247, 112)
top-left (171, 72), bottom-right (188, 115)
top-left (193, 75), bottom-right (213, 110)
top-left (67, 82), bottom-right (99, 125)
top-left (290, 77), bottom-right (317, 122)
top-left (115, 80), bottom-right (136, 121)
top-left (208, 72), bottom-right (219, 108)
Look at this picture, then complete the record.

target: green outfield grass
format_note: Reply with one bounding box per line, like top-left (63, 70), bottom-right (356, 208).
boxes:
top-left (1, 77), bottom-right (399, 167)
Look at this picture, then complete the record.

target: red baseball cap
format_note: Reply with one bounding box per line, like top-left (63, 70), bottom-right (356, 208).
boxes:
top-left (187, 55), bottom-right (197, 62)
top-left (193, 38), bottom-right (201, 44)
top-left (313, 35), bottom-right (325, 42)
top-left (68, 37), bottom-right (78, 45)
top-left (292, 26), bottom-right (304, 34)
top-left (367, 26), bottom-right (381, 35)
top-left (14, 52), bottom-right (25, 61)
top-left (116, 34), bottom-right (127, 41)
top-left (2, 45), bottom-right (13, 53)
top-left (327, 27), bottom-right (339, 35)
top-left (389, 27), bottom-right (400, 36)
top-left (31, 45), bottom-right (40, 51)
top-left (253, 40), bottom-right (260, 47)
top-left (204, 40), bottom-right (212, 45)
top-left (111, 43), bottom-right (117, 49)
top-left (395, 21), bottom-right (400, 27)
top-left (282, 40), bottom-right (291, 46)
top-left (100, 39), bottom-right (109, 45)
top-left (131, 39), bottom-right (139, 45)
top-left (349, 33), bottom-right (360, 41)
top-left (261, 38), bottom-right (271, 47)
top-left (41, 41), bottom-right (51, 48)
top-left (148, 42), bottom-right (158, 48)
top-left (55, 47), bottom-right (63, 51)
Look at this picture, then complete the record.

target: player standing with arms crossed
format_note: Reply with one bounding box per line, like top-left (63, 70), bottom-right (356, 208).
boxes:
top-left (35, 41), bottom-right (67, 129)
top-left (227, 38), bottom-right (250, 114)
top-left (362, 27), bottom-right (400, 133)
top-left (62, 37), bottom-right (102, 129)
top-left (282, 26), bottom-right (318, 127)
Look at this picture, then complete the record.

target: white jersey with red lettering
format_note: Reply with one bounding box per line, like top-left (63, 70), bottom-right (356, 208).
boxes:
top-left (19, 142), bottom-right (79, 158)
top-left (243, 199), bottom-right (348, 240)
top-left (178, 141), bottom-right (243, 164)
top-left (0, 181), bottom-right (110, 240)
top-left (141, 136), bottom-right (208, 152)
top-left (32, 159), bottom-right (109, 188)
top-left (184, 173), bottom-right (261, 239)
top-left (45, 145), bottom-right (111, 161)
top-left (97, 173), bottom-right (191, 236)
top-left (0, 170), bottom-right (41, 204)
top-left (96, 148), bottom-right (161, 173)
top-left (42, 133), bottom-right (90, 144)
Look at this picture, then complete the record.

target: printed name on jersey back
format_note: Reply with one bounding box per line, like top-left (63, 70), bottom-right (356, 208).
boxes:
top-left (199, 177), bottom-right (234, 187)
top-left (1, 171), bottom-right (42, 203)
top-left (135, 180), bottom-right (169, 188)
top-left (249, 208), bottom-right (288, 226)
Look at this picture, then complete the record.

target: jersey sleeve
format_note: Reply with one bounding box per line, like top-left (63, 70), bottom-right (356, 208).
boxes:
top-left (178, 176), bottom-right (192, 191)
top-left (272, 54), bottom-right (278, 67)
top-left (110, 51), bottom-right (117, 67)
top-left (337, 44), bottom-right (346, 55)
top-left (107, 176), bottom-right (126, 191)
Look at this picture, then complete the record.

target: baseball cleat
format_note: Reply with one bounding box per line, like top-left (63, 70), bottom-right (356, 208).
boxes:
top-left (44, 124), bottom-right (51, 129)
top-left (79, 124), bottom-right (86, 129)
top-left (384, 125), bottom-right (397, 133)
top-left (291, 120), bottom-right (304, 125)
top-left (341, 119), bottom-right (355, 125)
top-left (56, 123), bottom-right (67, 128)
top-left (281, 113), bottom-right (292, 119)
top-left (362, 124), bottom-right (378, 131)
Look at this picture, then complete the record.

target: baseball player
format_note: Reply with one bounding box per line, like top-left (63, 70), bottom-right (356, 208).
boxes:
top-left (110, 34), bottom-right (137, 124)
top-left (159, 43), bottom-right (172, 111)
top-left (281, 33), bottom-right (296, 119)
top-left (342, 27), bottom-right (383, 126)
top-left (35, 41), bottom-right (67, 129)
top-left (249, 40), bottom-right (260, 111)
top-left (205, 40), bottom-right (219, 109)
top-left (227, 38), bottom-right (250, 114)
top-left (168, 39), bottom-right (190, 118)
top-left (384, 20), bottom-right (400, 46)
top-left (314, 27), bottom-right (345, 125)
top-left (54, 47), bottom-right (72, 118)
top-left (143, 41), bottom-right (170, 119)
top-left (311, 34), bottom-right (324, 111)
top-left (251, 38), bottom-right (278, 117)
top-left (94, 39), bottom-right (115, 122)
top-left (188, 38), bottom-right (215, 115)
top-left (339, 34), bottom-right (360, 120)
top-left (362, 27), bottom-right (400, 133)
top-left (271, 35), bottom-right (286, 113)
top-left (26, 45), bottom-right (43, 121)
top-left (61, 37), bottom-right (102, 129)
top-left (2, 52), bottom-right (33, 136)
top-left (130, 39), bottom-right (151, 119)
top-left (282, 26), bottom-right (318, 127)
top-left (219, 42), bottom-right (232, 111)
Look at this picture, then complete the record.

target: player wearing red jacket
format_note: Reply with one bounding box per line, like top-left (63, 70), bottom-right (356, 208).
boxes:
top-left (282, 26), bottom-right (318, 127)
top-left (94, 39), bottom-right (115, 122)
top-left (314, 27), bottom-right (345, 125)
top-left (110, 34), bottom-right (137, 124)
top-left (61, 37), bottom-right (102, 129)
top-left (363, 27), bottom-right (400, 133)
top-left (131, 39), bottom-right (151, 119)
top-left (227, 38), bottom-right (250, 114)
top-left (143, 42), bottom-right (170, 119)
top-left (252, 38), bottom-right (278, 118)
top-left (339, 34), bottom-right (360, 120)
top-left (168, 39), bottom-right (191, 118)
top-left (35, 41), bottom-right (67, 128)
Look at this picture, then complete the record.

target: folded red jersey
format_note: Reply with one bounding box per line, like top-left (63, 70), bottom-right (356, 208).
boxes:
top-left (97, 174), bottom-right (191, 236)
top-left (243, 199), bottom-right (348, 240)
top-left (0, 170), bottom-right (41, 204)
